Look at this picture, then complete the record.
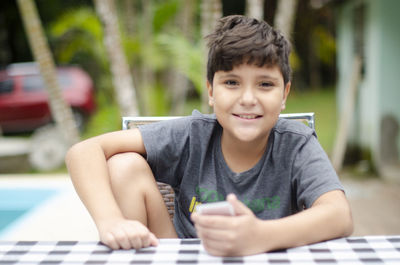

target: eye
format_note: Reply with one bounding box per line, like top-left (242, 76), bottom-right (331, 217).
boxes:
top-left (260, 81), bottom-right (273, 87)
top-left (224, 80), bottom-right (239, 87)
top-left (259, 81), bottom-right (274, 90)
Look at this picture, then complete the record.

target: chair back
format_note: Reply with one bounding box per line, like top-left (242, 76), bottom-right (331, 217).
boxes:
top-left (122, 112), bottom-right (315, 130)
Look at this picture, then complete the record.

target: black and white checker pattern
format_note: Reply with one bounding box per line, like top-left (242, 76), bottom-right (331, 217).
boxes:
top-left (1, 236), bottom-right (399, 264)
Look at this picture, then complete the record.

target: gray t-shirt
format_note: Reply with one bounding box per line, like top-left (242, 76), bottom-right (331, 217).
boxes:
top-left (139, 110), bottom-right (343, 238)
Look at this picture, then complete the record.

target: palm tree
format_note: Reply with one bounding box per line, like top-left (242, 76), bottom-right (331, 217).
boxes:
top-left (169, 0), bottom-right (195, 115)
top-left (246, 0), bottom-right (264, 20)
top-left (93, 0), bottom-right (139, 116)
top-left (16, 0), bottom-right (80, 146)
top-left (274, 0), bottom-right (298, 40)
top-left (201, 0), bottom-right (222, 113)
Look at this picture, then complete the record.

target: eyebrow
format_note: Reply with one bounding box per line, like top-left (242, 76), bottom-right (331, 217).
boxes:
top-left (218, 73), bottom-right (239, 79)
top-left (218, 73), bottom-right (280, 81)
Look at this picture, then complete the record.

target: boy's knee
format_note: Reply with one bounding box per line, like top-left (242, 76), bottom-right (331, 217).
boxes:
top-left (108, 152), bottom-right (152, 184)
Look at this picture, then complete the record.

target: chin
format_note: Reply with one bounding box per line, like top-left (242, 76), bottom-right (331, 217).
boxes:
top-left (233, 131), bottom-right (266, 143)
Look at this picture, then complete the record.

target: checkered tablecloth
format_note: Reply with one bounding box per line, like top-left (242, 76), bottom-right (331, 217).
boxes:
top-left (1, 236), bottom-right (399, 264)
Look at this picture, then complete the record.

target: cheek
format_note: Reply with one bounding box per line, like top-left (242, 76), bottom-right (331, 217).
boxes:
top-left (261, 95), bottom-right (284, 111)
top-left (213, 91), bottom-right (232, 109)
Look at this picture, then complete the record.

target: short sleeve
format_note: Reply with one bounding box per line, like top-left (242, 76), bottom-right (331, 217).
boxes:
top-left (291, 135), bottom-right (344, 209)
top-left (138, 117), bottom-right (191, 187)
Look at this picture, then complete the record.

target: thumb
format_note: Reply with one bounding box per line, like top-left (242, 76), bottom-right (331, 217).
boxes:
top-left (227, 194), bottom-right (252, 216)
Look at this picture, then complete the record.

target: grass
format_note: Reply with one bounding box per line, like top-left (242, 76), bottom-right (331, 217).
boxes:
top-left (282, 88), bottom-right (337, 155)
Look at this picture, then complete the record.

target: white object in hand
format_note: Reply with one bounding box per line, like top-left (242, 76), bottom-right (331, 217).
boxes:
top-left (195, 201), bottom-right (235, 216)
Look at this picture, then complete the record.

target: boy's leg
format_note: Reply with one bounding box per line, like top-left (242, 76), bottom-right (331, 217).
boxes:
top-left (107, 152), bottom-right (177, 238)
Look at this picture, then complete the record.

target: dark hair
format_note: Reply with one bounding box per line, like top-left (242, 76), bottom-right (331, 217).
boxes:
top-left (206, 15), bottom-right (291, 86)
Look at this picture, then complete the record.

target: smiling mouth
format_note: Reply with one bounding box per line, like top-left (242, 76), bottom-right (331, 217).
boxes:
top-left (233, 114), bottom-right (262, 119)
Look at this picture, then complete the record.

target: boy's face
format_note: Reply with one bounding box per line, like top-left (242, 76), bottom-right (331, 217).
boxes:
top-left (207, 63), bottom-right (290, 145)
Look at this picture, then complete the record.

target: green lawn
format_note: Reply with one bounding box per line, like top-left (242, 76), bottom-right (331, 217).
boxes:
top-left (282, 88), bottom-right (337, 156)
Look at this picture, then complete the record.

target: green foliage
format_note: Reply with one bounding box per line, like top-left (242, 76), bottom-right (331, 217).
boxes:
top-left (50, 7), bottom-right (106, 66)
top-left (289, 50), bottom-right (301, 73)
top-left (156, 33), bottom-right (204, 95)
top-left (153, 0), bottom-right (180, 33)
top-left (82, 92), bottom-right (121, 139)
top-left (141, 38), bottom-right (169, 71)
top-left (48, 1), bottom-right (205, 117)
top-left (49, 7), bottom-right (116, 105)
top-left (312, 25), bottom-right (336, 66)
top-left (122, 35), bottom-right (141, 64)
top-left (282, 88), bottom-right (337, 155)
top-left (147, 82), bottom-right (170, 115)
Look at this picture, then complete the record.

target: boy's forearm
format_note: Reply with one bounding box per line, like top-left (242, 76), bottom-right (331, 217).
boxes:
top-left (258, 191), bottom-right (353, 252)
top-left (66, 141), bottom-right (124, 225)
top-left (66, 129), bottom-right (147, 227)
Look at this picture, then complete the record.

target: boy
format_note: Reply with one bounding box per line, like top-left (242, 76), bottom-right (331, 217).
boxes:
top-left (66, 15), bottom-right (353, 257)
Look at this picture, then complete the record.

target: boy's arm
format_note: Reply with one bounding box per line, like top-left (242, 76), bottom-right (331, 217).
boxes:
top-left (191, 190), bottom-right (353, 256)
top-left (65, 129), bottom-right (158, 249)
top-left (261, 190), bottom-right (353, 250)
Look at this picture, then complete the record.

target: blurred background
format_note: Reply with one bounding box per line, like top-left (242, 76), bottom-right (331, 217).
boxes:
top-left (0, 0), bottom-right (399, 240)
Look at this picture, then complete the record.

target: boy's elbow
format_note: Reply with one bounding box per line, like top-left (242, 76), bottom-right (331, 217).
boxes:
top-left (342, 206), bottom-right (354, 237)
top-left (65, 142), bottom-right (79, 168)
top-left (336, 201), bottom-right (354, 237)
top-left (65, 141), bottom-right (88, 169)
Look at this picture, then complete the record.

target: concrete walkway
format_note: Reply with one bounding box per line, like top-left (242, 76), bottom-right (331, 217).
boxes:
top-left (341, 174), bottom-right (400, 236)
top-left (0, 174), bottom-right (98, 240)
top-left (0, 173), bottom-right (399, 241)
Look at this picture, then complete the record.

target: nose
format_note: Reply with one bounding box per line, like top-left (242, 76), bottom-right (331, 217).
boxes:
top-left (239, 87), bottom-right (257, 106)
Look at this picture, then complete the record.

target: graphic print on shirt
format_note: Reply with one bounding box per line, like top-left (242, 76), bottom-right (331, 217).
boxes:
top-left (189, 186), bottom-right (280, 213)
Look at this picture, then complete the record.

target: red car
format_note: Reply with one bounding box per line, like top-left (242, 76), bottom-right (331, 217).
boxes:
top-left (0, 62), bottom-right (96, 133)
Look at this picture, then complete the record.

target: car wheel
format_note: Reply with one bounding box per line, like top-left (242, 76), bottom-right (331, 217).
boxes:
top-left (28, 125), bottom-right (69, 171)
top-left (72, 108), bottom-right (86, 132)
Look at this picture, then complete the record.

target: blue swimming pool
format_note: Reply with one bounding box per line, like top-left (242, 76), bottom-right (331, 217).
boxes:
top-left (0, 188), bottom-right (57, 235)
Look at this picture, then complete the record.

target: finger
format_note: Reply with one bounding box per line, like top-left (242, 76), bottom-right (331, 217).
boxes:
top-left (112, 229), bottom-right (132, 250)
top-left (190, 212), bottom-right (198, 222)
top-left (130, 234), bottom-right (144, 249)
top-left (202, 237), bottom-right (233, 257)
top-left (149, 232), bottom-right (159, 246)
top-left (195, 214), bottom-right (234, 229)
top-left (102, 232), bottom-right (120, 250)
top-left (227, 194), bottom-right (252, 215)
top-left (140, 232), bottom-right (151, 248)
top-left (122, 225), bottom-right (144, 249)
top-left (196, 224), bottom-right (232, 242)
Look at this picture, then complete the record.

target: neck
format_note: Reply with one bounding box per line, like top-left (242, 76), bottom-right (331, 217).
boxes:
top-left (220, 132), bottom-right (269, 173)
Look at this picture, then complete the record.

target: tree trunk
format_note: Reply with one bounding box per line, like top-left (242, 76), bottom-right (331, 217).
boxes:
top-left (170, 0), bottom-right (194, 115)
top-left (274, 0), bottom-right (298, 40)
top-left (139, 0), bottom-right (156, 115)
top-left (201, 0), bottom-right (222, 113)
top-left (16, 0), bottom-right (79, 146)
top-left (94, 0), bottom-right (139, 116)
top-left (122, 0), bottom-right (136, 35)
top-left (246, 0), bottom-right (264, 20)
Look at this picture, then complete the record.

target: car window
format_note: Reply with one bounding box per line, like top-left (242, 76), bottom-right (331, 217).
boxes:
top-left (0, 79), bottom-right (14, 94)
top-left (22, 73), bottom-right (72, 92)
top-left (58, 72), bottom-right (72, 87)
top-left (23, 75), bottom-right (44, 92)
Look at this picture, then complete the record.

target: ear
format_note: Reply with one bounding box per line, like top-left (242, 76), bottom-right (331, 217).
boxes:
top-left (281, 81), bottom-right (291, 111)
top-left (207, 80), bottom-right (214, 107)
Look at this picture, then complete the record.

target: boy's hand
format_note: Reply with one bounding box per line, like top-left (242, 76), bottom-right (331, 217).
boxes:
top-left (97, 218), bottom-right (159, 250)
top-left (191, 194), bottom-right (266, 256)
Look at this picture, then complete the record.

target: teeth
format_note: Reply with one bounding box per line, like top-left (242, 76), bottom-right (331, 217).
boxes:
top-left (238, 114), bottom-right (257, 119)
